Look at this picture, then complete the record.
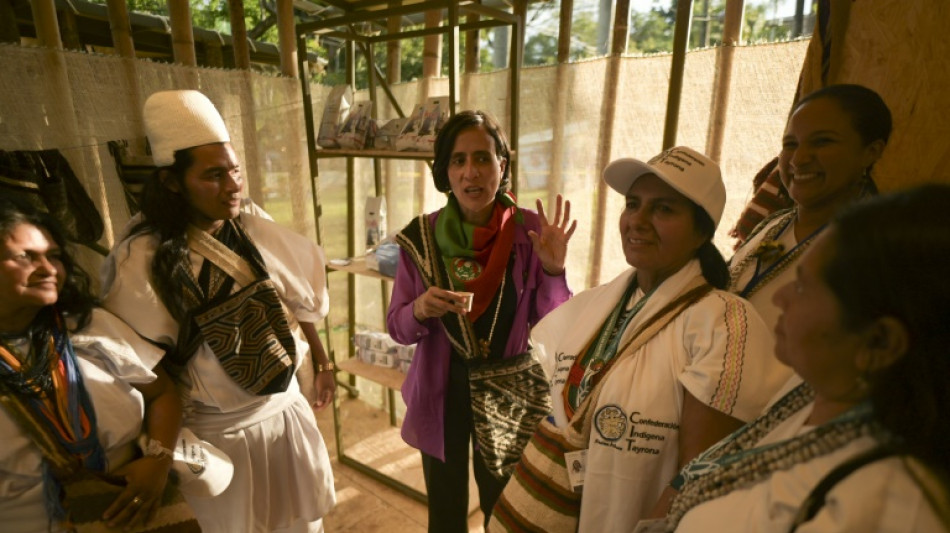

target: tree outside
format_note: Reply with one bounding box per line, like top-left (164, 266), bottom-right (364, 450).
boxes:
top-left (88, 0), bottom-right (812, 81)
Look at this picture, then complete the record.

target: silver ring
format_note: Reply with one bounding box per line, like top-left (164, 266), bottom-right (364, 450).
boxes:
top-left (131, 496), bottom-right (143, 506)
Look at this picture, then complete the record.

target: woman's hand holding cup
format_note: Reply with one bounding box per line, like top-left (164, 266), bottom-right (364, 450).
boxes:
top-left (413, 287), bottom-right (474, 321)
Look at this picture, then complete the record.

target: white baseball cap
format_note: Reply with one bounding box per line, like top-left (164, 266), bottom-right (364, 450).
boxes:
top-left (603, 146), bottom-right (726, 228)
top-left (172, 427), bottom-right (234, 498)
top-left (143, 90), bottom-right (231, 166)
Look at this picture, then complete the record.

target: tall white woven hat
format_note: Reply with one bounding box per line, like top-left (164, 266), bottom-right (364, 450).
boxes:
top-left (143, 90), bottom-right (230, 166)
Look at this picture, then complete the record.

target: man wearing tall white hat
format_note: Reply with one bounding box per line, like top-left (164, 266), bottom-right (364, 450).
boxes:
top-left (100, 90), bottom-right (336, 532)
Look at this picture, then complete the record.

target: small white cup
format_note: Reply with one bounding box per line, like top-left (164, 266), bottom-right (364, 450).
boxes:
top-left (456, 292), bottom-right (474, 312)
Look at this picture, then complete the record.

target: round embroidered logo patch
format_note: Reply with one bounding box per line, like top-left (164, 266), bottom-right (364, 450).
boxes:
top-left (594, 404), bottom-right (627, 441)
top-left (450, 257), bottom-right (482, 283)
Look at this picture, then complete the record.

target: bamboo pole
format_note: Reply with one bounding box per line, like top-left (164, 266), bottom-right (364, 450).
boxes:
top-left (58, 6), bottom-right (82, 50)
top-left (168, 0), bottom-right (197, 66)
top-left (416, 9), bottom-right (443, 213)
top-left (547, 0), bottom-right (574, 205)
top-left (387, 1), bottom-right (401, 83)
top-left (105, 0), bottom-right (142, 203)
top-left (106, 0), bottom-right (135, 58)
top-left (30, 0), bottom-right (62, 49)
top-left (277, 0), bottom-right (297, 77)
top-left (0, 0), bottom-right (18, 43)
top-left (508, 0), bottom-right (525, 193)
top-left (464, 1), bottom-right (480, 74)
top-left (706, 0), bottom-right (744, 163)
top-left (422, 9), bottom-right (442, 79)
top-left (588, 0), bottom-right (630, 288)
top-left (557, 0), bottom-right (574, 63)
top-left (229, 0), bottom-right (250, 70)
top-left (32, 0), bottom-right (115, 254)
top-left (277, 0), bottom-right (312, 231)
top-left (662, 0), bottom-right (694, 149)
top-left (384, 2), bottom-right (401, 241)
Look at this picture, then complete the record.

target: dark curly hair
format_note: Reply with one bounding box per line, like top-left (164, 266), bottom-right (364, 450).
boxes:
top-left (431, 110), bottom-right (511, 195)
top-left (0, 197), bottom-right (96, 331)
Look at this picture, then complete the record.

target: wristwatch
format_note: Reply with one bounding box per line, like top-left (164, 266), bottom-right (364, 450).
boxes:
top-left (316, 361), bottom-right (335, 373)
top-left (140, 436), bottom-right (174, 461)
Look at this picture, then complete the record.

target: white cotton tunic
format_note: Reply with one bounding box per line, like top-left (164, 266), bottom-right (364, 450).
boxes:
top-left (729, 213), bottom-right (801, 331)
top-left (673, 401), bottom-right (945, 532)
top-left (0, 309), bottom-right (160, 533)
top-left (100, 213), bottom-right (335, 533)
top-left (532, 260), bottom-right (792, 533)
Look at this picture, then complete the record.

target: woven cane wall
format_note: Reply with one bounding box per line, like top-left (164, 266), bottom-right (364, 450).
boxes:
top-left (0, 40), bottom-right (809, 298)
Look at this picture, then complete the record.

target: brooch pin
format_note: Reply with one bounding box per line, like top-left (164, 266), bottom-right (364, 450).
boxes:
top-left (753, 240), bottom-right (785, 263)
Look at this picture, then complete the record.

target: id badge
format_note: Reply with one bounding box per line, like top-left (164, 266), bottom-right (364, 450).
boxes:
top-left (564, 449), bottom-right (587, 493)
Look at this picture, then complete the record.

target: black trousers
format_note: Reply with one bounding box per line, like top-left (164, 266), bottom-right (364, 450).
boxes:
top-left (421, 356), bottom-right (506, 533)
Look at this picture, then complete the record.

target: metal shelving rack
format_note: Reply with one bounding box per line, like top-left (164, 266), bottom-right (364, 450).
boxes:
top-left (296, 0), bottom-right (522, 503)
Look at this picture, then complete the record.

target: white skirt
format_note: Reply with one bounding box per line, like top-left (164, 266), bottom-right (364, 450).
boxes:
top-left (185, 388), bottom-right (335, 533)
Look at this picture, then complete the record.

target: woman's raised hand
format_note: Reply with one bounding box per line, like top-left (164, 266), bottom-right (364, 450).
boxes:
top-left (528, 194), bottom-right (577, 276)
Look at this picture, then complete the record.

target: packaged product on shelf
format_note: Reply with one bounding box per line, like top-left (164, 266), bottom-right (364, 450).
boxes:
top-left (414, 96), bottom-right (447, 151)
top-left (374, 117), bottom-right (408, 151)
top-left (395, 103), bottom-right (426, 151)
top-left (337, 100), bottom-right (373, 149)
top-left (364, 196), bottom-right (387, 247)
top-left (317, 84), bottom-right (352, 149)
top-left (352, 331), bottom-right (398, 369)
top-left (366, 241), bottom-right (399, 278)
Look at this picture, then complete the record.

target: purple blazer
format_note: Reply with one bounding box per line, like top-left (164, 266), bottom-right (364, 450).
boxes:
top-left (386, 208), bottom-right (572, 461)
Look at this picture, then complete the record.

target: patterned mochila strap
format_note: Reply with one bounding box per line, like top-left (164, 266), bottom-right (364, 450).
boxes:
top-left (186, 225), bottom-right (257, 287)
top-left (564, 276), bottom-right (713, 448)
top-left (395, 214), bottom-right (483, 359)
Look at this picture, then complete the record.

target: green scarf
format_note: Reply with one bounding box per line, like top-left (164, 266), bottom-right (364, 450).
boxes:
top-left (434, 191), bottom-right (521, 321)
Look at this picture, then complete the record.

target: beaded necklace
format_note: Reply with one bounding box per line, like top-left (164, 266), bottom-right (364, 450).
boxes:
top-left (0, 328), bottom-right (56, 397)
top-left (666, 383), bottom-right (880, 530)
top-left (477, 272), bottom-right (506, 357)
top-left (564, 278), bottom-right (653, 411)
top-left (728, 209), bottom-right (825, 298)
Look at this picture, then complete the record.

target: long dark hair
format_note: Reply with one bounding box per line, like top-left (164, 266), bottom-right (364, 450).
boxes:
top-left (823, 184), bottom-right (950, 480)
top-left (128, 148), bottom-right (197, 322)
top-left (692, 204), bottom-right (729, 289)
top-left (431, 110), bottom-right (511, 195)
top-left (0, 198), bottom-right (96, 331)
